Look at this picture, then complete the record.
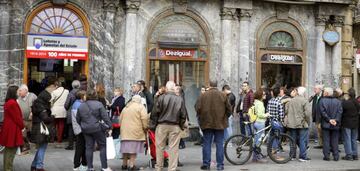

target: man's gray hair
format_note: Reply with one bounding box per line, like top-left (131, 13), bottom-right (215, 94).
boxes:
top-left (297, 86), bottom-right (306, 97)
top-left (166, 81), bottom-right (176, 92)
top-left (315, 84), bottom-right (324, 90)
top-left (19, 84), bottom-right (29, 91)
top-left (72, 80), bottom-right (81, 89)
top-left (324, 87), bottom-right (334, 97)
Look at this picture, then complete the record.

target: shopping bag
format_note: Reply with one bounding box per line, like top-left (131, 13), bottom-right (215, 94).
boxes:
top-left (113, 138), bottom-right (122, 159)
top-left (106, 136), bottom-right (116, 160)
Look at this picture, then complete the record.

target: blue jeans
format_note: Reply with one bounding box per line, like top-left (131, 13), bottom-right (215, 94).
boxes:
top-left (271, 126), bottom-right (284, 149)
top-left (202, 129), bottom-right (224, 169)
top-left (31, 143), bottom-right (48, 169)
top-left (224, 116), bottom-right (233, 140)
top-left (289, 128), bottom-right (309, 159)
top-left (342, 128), bottom-right (358, 157)
top-left (253, 122), bottom-right (265, 146)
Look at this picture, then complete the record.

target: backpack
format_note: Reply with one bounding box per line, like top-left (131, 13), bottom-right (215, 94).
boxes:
top-left (247, 105), bottom-right (257, 123)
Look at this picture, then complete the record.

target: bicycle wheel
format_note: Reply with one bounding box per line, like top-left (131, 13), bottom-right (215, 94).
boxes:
top-left (267, 133), bottom-right (295, 164)
top-left (224, 134), bottom-right (253, 165)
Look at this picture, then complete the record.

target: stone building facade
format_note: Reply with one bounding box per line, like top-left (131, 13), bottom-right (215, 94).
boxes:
top-left (0, 0), bottom-right (355, 124)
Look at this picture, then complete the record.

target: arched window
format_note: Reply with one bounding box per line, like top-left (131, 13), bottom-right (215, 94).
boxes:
top-left (29, 7), bottom-right (85, 36)
top-left (268, 31), bottom-right (294, 48)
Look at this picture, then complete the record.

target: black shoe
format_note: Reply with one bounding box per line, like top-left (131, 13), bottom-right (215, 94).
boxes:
top-left (200, 165), bottom-right (210, 170)
top-left (128, 166), bottom-right (140, 171)
top-left (65, 146), bottom-right (73, 150)
top-left (353, 155), bottom-right (359, 160)
top-left (179, 144), bottom-right (186, 149)
top-left (31, 166), bottom-right (36, 171)
top-left (334, 157), bottom-right (339, 161)
top-left (177, 162), bottom-right (183, 167)
top-left (314, 145), bottom-right (323, 149)
top-left (121, 165), bottom-right (128, 170)
top-left (342, 156), bottom-right (353, 161)
top-left (323, 157), bottom-right (330, 161)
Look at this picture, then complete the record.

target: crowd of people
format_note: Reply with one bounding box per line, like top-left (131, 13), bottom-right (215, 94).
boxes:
top-left (0, 76), bottom-right (359, 171)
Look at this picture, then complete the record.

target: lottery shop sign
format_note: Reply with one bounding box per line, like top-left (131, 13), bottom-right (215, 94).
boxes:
top-left (26, 34), bottom-right (88, 60)
top-left (159, 49), bottom-right (195, 58)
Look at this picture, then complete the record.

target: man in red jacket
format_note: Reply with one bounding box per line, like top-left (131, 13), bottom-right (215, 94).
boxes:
top-left (0, 85), bottom-right (24, 171)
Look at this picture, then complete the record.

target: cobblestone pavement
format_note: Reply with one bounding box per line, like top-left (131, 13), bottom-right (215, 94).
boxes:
top-left (1, 142), bottom-right (360, 171)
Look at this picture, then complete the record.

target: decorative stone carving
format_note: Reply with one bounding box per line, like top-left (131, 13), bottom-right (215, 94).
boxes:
top-left (104, 0), bottom-right (119, 12)
top-left (220, 7), bottom-right (236, 20)
top-left (333, 15), bottom-right (345, 27)
top-left (52, 0), bottom-right (67, 5)
top-left (126, 0), bottom-right (140, 13)
top-left (276, 3), bottom-right (289, 20)
top-left (315, 15), bottom-right (328, 26)
top-left (239, 9), bottom-right (252, 21)
top-left (173, 0), bottom-right (187, 13)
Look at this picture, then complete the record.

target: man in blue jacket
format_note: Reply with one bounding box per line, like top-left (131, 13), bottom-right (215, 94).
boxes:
top-left (320, 87), bottom-right (343, 161)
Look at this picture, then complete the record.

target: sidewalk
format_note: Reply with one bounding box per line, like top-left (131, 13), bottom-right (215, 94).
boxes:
top-left (1, 142), bottom-right (360, 171)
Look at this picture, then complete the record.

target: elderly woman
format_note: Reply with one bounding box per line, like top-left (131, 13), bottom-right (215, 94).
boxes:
top-left (0, 85), bottom-right (24, 171)
top-left (119, 95), bottom-right (149, 170)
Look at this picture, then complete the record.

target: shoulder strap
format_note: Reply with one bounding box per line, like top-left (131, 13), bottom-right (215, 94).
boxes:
top-left (85, 101), bottom-right (100, 121)
top-left (53, 88), bottom-right (65, 104)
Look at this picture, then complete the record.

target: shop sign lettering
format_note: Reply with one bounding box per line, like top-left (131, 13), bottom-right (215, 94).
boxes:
top-left (26, 34), bottom-right (88, 60)
top-left (269, 54), bottom-right (295, 62)
top-left (159, 49), bottom-right (195, 58)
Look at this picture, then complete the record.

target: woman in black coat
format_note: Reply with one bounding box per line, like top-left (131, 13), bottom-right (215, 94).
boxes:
top-left (341, 88), bottom-right (360, 161)
top-left (30, 90), bottom-right (55, 171)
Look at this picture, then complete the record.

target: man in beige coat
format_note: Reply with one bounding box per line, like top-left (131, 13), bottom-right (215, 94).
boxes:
top-left (285, 87), bottom-right (311, 162)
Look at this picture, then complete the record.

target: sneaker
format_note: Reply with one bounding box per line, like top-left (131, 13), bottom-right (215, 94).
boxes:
top-left (299, 158), bottom-right (311, 162)
top-left (323, 157), bottom-right (330, 161)
top-left (353, 155), bottom-right (358, 160)
top-left (255, 158), bottom-right (268, 163)
top-left (200, 165), bottom-right (210, 170)
top-left (102, 168), bottom-right (113, 171)
top-left (73, 167), bottom-right (79, 171)
top-left (217, 166), bottom-right (224, 170)
top-left (79, 165), bottom-right (88, 171)
top-left (121, 165), bottom-right (128, 170)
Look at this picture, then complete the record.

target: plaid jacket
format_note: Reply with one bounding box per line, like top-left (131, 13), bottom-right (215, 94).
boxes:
top-left (267, 97), bottom-right (284, 122)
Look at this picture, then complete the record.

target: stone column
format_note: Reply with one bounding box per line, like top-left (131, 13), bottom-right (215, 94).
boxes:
top-left (220, 7), bottom-right (236, 86)
top-left (314, 15), bottom-right (327, 85)
top-left (102, 1), bottom-right (118, 98)
top-left (341, 6), bottom-right (354, 92)
top-left (332, 16), bottom-right (344, 87)
top-left (123, 0), bottom-right (140, 98)
top-left (238, 9), bottom-right (252, 86)
top-left (0, 0), bottom-right (10, 120)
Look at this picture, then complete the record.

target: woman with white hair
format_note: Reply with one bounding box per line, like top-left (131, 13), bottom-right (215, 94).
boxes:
top-left (285, 86), bottom-right (312, 161)
top-left (119, 95), bottom-right (149, 170)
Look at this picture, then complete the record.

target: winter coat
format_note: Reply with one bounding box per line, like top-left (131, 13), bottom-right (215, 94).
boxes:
top-left (64, 88), bottom-right (79, 124)
top-left (243, 90), bottom-right (254, 114)
top-left (119, 100), bottom-right (149, 141)
top-left (311, 93), bottom-right (323, 123)
top-left (76, 100), bottom-right (112, 134)
top-left (31, 90), bottom-right (55, 144)
top-left (319, 97), bottom-right (343, 130)
top-left (150, 92), bottom-right (187, 130)
top-left (0, 99), bottom-right (24, 147)
top-left (51, 87), bottom-right (69, 118)
top-left (285, 96), bottom-right (312, 129)
top-left (71, 100), bottom-right (83, 135)
top-left (195, 88), bottom-right (232, 130)
top-left (341, 99), bottom-right (360, 129)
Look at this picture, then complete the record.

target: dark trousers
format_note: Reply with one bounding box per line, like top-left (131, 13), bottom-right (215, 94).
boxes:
top-left (84, 131), bottom-right (107, 169)
top-left (322, 129), bottom-right (339, 159)
top-left (67, 124), bottom-right (74, 147)
top-left (74, 133), bottom-right (87, 168)
top-left (239, 113), bottom-right (246, 135)
top-left (202, 129), bottom-right (224, 169)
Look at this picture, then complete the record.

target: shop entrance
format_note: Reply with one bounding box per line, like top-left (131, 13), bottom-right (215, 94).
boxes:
top-left (149, 60), bottom-right (206, 123)
top-left (27, 59), bottom-right (85, 94)
top-left (261, 63), bottom-right (302, 88)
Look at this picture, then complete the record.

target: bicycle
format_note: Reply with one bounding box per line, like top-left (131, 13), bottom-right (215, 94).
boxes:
top-left (224, 118), bottom-right (295, 165)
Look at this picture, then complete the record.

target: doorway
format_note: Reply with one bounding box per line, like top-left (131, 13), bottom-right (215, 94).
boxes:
top-left (261, 63), bottom-right (302, 88)
top-left (149, 60), bottom-right (206, 123)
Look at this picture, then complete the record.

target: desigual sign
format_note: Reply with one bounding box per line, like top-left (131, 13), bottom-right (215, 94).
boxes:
top-left (159, 49), bottom-right (195, 58)
top-left (26, 34), bottom-right (89, 60)
top-left (261, 54), bottom-right (302, 63)
top-left (270, 54), bottom-right (294, 62)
